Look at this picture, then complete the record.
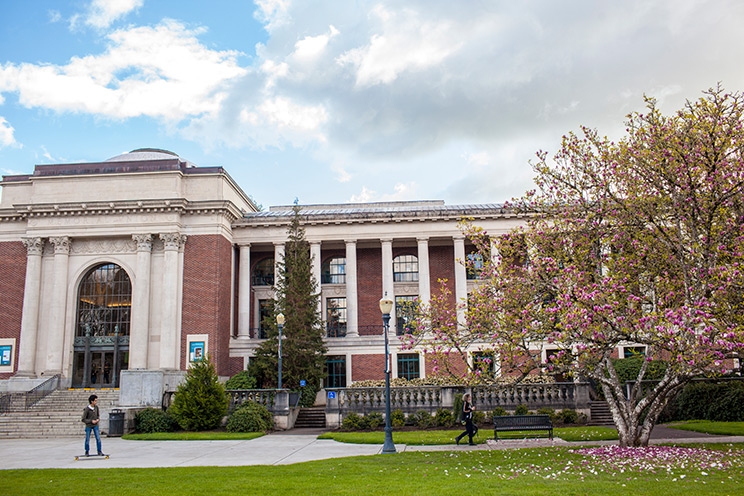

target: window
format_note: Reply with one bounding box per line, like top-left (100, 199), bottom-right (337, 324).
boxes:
top-left (624, 346), bottom-right (646, 358)
top-left (472, 351), bottom-right (496, 376)
top-left (252, 258), bottom-right (275, 286)
top-left (393, 254), bottom-right (418, 282)
top-left (395, 295), bottom-right (418, 335)
top-left (397, 353), bottom-right (420, 380)
top-left (325, 355), bottom-right (347, 388)
top-left (258, 299), bottom-right (273, 339)
top-left (466, 251), bottom-right (485, 280)
top-left (326, 297), bottom-right (347, 337)
top-left (321, 257), bottom-right (346, 284)
top-left (76, 263), bottom-right (132, 337)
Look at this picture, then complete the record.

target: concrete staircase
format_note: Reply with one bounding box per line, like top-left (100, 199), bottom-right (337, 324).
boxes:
top-left (0, 389), bottom-right (120, 438)
top-left (293, 407), bottom-right (326, 428)
top-left (588, 400), bottom-right (614, 426)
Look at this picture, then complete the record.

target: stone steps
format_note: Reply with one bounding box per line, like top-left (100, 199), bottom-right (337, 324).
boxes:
top-left (588, 400), bottom-right (614, 426)
top-left (294, 407), bottom-right (326, 428)
top-left (0, 389), bottom-right (120, 438)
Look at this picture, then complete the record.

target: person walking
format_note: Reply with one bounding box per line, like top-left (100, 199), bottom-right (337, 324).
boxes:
top-left (455, 393), bottom-right (476, 446)
top-left (81, 394), bottom-right (105, 456)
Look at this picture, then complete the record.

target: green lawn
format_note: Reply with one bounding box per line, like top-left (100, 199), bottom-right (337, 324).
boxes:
top-left (318, 426), bottom-right (618, 444)
top-left (122, 432), bottom-right (265, 441)
top-left (666, 421), bottom-right (744, 436)
top-left (3, 444), bottom-right (743, 495)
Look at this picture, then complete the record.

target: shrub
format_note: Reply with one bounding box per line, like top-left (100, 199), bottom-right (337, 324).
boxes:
top-left (391, 409), bottom-right (406, 428)
top-left (611, 355), bottom-right (667, 383)
top-left (491, 407), bottom-right (508, 418)
top-left (226, 401), bottom-right (273, 432)
top-left (536, 407), bottom-right (558, 422)
top-left (134, 408), bottom-right (178, 433)
top-left (412, 410), bottom-right (433, 428)
top-left (668, 380), bottom-right (744, 421)
top-left (434, 408), bottom-right (455, 427)
top-left (225, 371), bottom-right (258, 390)
top-left (342, 413), bottom-right (368, 431)
top-left (366, 412), bottom-right (384, 429)
top-left (514, 404), bottom-right (529, 415)
top-left (453, 394), bottom-right (464, 422)
top-left (472, 411), bottom-right (486, 425)
top-left (169, 356), bottom-right (229, 431)
top-left (559, 409), bottom-right (579, 424)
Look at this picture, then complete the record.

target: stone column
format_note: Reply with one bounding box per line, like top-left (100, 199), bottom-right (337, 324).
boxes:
top-left (274, 243), bottom-right (285, 287)
top-left (129, 234), bottom-right (153, 369)
top-left (310, 241), bottom-right (322, 314)
top-left (453, 235), bottom-right (467, 329)
top-left (159, 233), bottom-right (186, 370)
top-left (46, 236), bottom-right (71, 374)
top-left (238, 244), bottom-right (251, 338)
top-left (381, 238), bottom-right (395, 334)
top-left (417, 237), bottom-right (430, 306)
top-left (345, 240), bottom-right (358, 337)
top-left (490, 236), bottom-right (499, 265)
top-left (16, 237), bottom-right (44, 377)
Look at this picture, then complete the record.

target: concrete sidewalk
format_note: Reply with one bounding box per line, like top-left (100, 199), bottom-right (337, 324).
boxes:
top-left (2, 429), bottom-right (742, 470)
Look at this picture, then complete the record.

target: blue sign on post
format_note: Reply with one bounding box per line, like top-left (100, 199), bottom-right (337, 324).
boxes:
top-left (300, 380), bottom-right (306, 387)
top-left (328, 391), bottom-right (336, 399)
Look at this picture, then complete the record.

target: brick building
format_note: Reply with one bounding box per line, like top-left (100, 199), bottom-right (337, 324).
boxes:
top-left (0, 149), bottom-right (533, 395)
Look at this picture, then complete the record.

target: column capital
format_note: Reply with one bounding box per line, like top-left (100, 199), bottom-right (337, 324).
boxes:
top-left (453, 234), bottom-right (466, 242)
top-left (21, 237), bottom-right (44, 256)
top-left (132, 234), bottom-right (153, 252)
top-left (160, 233), bottom-right (186, 250)
top-left (309, 240), bottom-right (321, 246)
top-left (344, 239), bottom-right (357, 246)
top-left (239, 242), bottom-right (251, 249)
top-left (416, 236), bottom-right (429, 243)
top-left (49, 236), bottom-right (71, 255)
top-left (380, 238), bottom-right (393, 244)
top-left (273, 241), bottom-right (285, 247)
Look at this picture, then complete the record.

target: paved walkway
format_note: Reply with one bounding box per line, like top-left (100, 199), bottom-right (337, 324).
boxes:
top-left (2, 426), bottom-right (742, 470)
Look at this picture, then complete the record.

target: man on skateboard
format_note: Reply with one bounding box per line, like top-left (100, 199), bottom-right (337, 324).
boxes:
top-left (81, 394), bottom-right (105, 457)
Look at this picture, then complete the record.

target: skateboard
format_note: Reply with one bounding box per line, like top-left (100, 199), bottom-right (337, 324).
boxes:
top-left (74, 454), bottom-right (110, 460)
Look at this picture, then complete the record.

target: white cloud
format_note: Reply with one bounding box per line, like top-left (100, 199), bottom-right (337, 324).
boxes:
top-left (0, 117), bottom-right (17, 148)
top-left (85, 0), bottom-right (143, 29)
top-left (48, 10), bottom-right (62, 23)
top-left (350, 186), bottom-right (375, 202)
top-left (0, 20), bottom-right (245, 121)
top-left (292, 25), bottom-right (339, 61)
top-left (336, 6), bottom-right (462, 87)
top-left (254, 0), bottom-right (292, 32)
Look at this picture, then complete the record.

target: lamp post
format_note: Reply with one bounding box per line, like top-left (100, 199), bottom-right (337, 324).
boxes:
top-left (379, 297), bottom-right (396, 454)
top-left (276, 313), bottom-right (285, 389)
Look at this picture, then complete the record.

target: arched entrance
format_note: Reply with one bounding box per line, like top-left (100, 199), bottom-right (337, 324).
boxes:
top-left (71, 263), bottom-right (131, 388)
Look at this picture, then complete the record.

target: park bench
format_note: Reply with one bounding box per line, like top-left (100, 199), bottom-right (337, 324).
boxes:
top-left (493, 414), bottom-right (553, 441)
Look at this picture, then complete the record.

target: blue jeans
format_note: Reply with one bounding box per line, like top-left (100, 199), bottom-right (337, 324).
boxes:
top-left (85, 425), bottom-right (102, 454)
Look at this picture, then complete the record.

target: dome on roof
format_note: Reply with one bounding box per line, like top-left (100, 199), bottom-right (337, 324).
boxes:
top-left (105, 148), bottom-right (180, 162)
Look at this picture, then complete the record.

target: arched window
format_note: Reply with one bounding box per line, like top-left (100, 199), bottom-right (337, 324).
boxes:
top-left (252, 257), bottom-right (275, 286)
top-left (393, 254), bottom-right (418, 282)
top-left (322, 257), bottom-right (346, 284)
top-left (76, 263), bottom-right (132, 337)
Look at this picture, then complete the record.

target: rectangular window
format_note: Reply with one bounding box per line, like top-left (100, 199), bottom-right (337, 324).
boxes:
top-left (258, 299), bottom-right (273, 339)
top-left (397, 353), bottom-right (420, 380)
top-left (624, 346), bottom-right (646, 358)
top-left (326, 297), bottom-right (347, 337)
top-left (325, 355), bottom-right (347, 388)
top-left (395, 295), bottom-right (418, 335)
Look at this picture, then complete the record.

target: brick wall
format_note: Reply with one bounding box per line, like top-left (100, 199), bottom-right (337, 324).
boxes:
top-left (352, 353), bottom-right (385, 381)
top-left (425, 351), bottom-right (467, 379)
top-left (0, 241), bottom-right (25, 378)
top-left (428, 245), bottom-right (456, 306)
top-left (357, 248), bottom-right (382, 334)
top-left (181, 235), bottom-right (233, 376)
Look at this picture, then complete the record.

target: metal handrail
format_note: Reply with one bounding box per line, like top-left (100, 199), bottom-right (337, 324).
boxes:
top-left (25, 374), bottom-right (61, 410)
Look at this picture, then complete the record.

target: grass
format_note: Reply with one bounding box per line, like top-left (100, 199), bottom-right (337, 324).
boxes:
top-left (3, 443), bottom-right (743, 495)
top-left (318, 426), bottom-right (618, 444)
top-left (122, 432), bottom-right (265, 441)
top-left (666, 421), bottom-right (744, 436)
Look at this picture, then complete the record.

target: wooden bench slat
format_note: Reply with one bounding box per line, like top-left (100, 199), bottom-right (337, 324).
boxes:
top-left (493, 414), bottom-right (553, 441)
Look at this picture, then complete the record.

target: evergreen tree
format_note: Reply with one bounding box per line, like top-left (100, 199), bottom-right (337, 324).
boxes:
top-left (250, 204), bottom-right (326, 406)
top-left (169, 356), bottom-right (228, 431)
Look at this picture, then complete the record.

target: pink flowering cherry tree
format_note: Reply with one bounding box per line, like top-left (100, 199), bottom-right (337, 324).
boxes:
top-left (405, 86), bottom-right (744, 447)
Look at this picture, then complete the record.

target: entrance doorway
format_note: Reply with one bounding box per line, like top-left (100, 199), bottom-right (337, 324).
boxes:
top-left (72, 350), bottom-right (129, 388)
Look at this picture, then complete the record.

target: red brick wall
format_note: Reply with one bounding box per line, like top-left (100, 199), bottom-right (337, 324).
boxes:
top-left (428, 245), bottom-right (456, 306)
top-left (181, 235), bottom-right (233, 376)
top-left (352, 353), bottom-right (385, 381)
top-left (425, 352), bottom-right (467, 379)
top-left (227, 356), bottom-right (244, 377)
top-left (0, 241), bottom-right (25, 378)
top-left (357, 248), bottom-right (382, 335)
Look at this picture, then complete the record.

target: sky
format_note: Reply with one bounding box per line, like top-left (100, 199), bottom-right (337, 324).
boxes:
top-left (1, 1), bottom-right (744, 209)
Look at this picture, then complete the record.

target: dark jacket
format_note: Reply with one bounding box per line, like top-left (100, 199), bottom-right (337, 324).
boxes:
top-left (82, 405), bottom-right (99, 427)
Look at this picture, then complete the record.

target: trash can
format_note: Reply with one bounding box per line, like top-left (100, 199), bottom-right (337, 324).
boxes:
top-left (108, 409), bottom-right (125, 437)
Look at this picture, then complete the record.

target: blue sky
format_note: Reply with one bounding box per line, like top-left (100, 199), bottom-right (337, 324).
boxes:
top-left (2, 1), bottom-right (744, 208)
